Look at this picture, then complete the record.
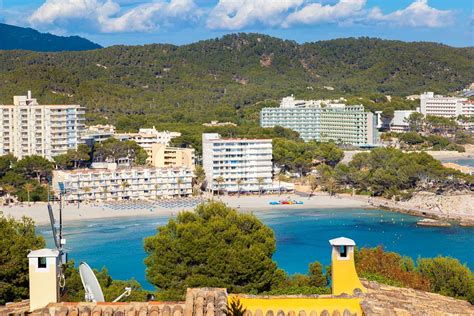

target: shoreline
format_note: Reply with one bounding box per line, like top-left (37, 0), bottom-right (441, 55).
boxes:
top-left (1, 193), bottom-right (472, 227)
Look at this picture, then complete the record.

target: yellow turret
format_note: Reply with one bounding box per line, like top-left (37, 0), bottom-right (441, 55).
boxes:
top-left (329, 237), bottom-right (366, 295)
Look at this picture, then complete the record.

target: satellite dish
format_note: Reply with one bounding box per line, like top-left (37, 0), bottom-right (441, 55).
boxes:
top-left (79, 262), bottom-right (132, 303)
top-left (79, 262), bottom-right (105, 302)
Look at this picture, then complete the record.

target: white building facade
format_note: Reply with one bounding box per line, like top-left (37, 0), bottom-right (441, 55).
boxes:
top-left (389, 110), bottom-right (416, 133)
top-left (0, 91), bottom-right (85, 159)
top-left (260, 96), bottom-right (378, 146)
top-left (202, 133), bottom-right (274, 194)
top-left (419, 92), bottom-right (472, 118)
top-left (53, 165), bottom-right (192, 202)
top-left (115, 127), bottom-right (181, 164)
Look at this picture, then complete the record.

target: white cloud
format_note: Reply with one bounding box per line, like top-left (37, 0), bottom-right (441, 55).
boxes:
top-left (284, 0), bottom-right (366, 27)
top-left (29, 0), bottom-right (198, 33)
top-left (206, 0), bottom-right (304, 30)
top-left (367, 0), bottom-right (453, 28)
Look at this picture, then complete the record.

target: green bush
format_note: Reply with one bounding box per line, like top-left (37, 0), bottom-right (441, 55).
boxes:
top-left (417, 257), bottom-right (474, 304)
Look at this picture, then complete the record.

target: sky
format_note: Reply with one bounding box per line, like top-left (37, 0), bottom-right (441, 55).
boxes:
top-left (0, 0), bottom-right (473, 47)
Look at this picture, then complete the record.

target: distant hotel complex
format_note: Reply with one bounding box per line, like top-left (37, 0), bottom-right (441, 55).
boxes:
top-left (420, 92), bottom-right (472, 118)
top-left (0, 91), bottom-right (85, 159)
top-left (260, 96), bottom-right (379, 146)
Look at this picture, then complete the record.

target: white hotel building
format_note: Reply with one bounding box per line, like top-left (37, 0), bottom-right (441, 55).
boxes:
top-left (420, 92), bottom-right (472, 118)
top-left (202, 133), bottom-right (275, 194)
top-left (53, 164), bottom-right (192, 202)
top-left (0, 91), bottom-right (85, 159)
top-left (260, 96), bottom-right (378, 146)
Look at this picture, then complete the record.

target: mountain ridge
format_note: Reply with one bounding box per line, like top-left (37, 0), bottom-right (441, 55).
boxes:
top-left (0, 23), bottom-right (102, 52)
top-left (0, 33), bottom-right (472, 127)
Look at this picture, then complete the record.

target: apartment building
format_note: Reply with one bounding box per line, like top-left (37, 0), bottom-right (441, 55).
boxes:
top-left (115, 127), bottom-right (181, 163)
top-left (82, 124), bottom-right (116, 146)
top-left (389, 110), bottom-right (416, 133)
top-left (53, 164), bottom-right (192, 202)
top-left (0, 91), bottom-right (85, 160)
top-left (419, 92), bottom-right (471, 118)
top-left (260, 96), bottom-right (378, 146)
top-left (150, 143), bottom-right (195, 170)
top-left (202, 133), bottom-right (275, 194)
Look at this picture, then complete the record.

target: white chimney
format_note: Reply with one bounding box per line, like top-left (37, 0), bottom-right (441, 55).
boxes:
top-left (27, 90), bottom-right (32, 99)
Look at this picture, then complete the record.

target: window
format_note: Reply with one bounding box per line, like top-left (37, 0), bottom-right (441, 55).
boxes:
top-left (339, 246), bottom-right (347, 258)
top-left (38, 257), bottom-right (47, 268)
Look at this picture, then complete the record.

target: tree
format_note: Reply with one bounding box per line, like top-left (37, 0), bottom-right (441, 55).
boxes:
top-left (144, 201), bottom-right (278, 298)
top-left (154, 184), bottom-right (160, 200)
top-left (308, 261), bottom-right (327, 287)
top-left (400, 132), bottom-right (424, 146)
top-left (53, 154), bottom-right (72, 170)
top-left (193, 165), bottom-right (206, 193)
top-left (405, 112), bottom-right (424, 132)
top-left (23, 183), bottom-right (34, 206)
top-left (3, 184), bottom-right (16, 205)
top-left (121, 181), bottom-right (130, 198)
top-left (277, 173), bottom-right (287, 196)
top-left (15, 155), bottom-right (53, 183)
top-left (417, 257), bottom-right (474, 304)
top-left (257, 177), bottom-right (265, 196)
top-left (0, 154), bottom-right (17, 177)
top-left (235, 178), bottom-right (243, 198)
top-left (215, 176), bottom-right (225, 196)
top-left (307, 175), bottom-right (318, 199)
top-left (0, 213), bottom-right (45, 304)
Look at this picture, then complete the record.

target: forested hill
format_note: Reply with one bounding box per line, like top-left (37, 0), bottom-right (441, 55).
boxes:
top-left (0, 33), bottom-right (472, 126)
top-left (0, 23), bottom-right (101, 52)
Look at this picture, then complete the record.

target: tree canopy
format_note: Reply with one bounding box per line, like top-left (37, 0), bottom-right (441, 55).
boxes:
top-left (144, 201), bottom-right (279, 297)
top-left (0, 213), bottom-right (45, 304)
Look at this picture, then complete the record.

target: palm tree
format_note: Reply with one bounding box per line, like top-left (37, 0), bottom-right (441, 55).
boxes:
top-left (193, 165), bottom-right (206, 194)
top-left (121, 181), bottom-right (130, 199)
top-left (102, 187), bottom-right (109, 200)
top-left (257, 177), bottom-right (265, 197)
top-left (277, 173), bottom-right (287, 196)
top-left (154, 183), bottom-right (161, 200)
top-left (83, 187), bottom-right (92, 202)
top-left (235, 178), bottom-right (243, 198)
top-left (326, 178), bottom-right (337, 197)
top-left (177, 178), bottom-right (185, 197)
top-left (23, 183), bottom-right (35, 206)
top-left (3, 184), bottom-right (16, 206)
top-left (307, 175), bottom-right (318, 200)
top-left (215, 176), bottom-right (225, 196)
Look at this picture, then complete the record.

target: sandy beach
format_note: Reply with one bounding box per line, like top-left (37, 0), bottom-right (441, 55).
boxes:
top-left (0, 194), bottom-right (370, 225)
top-left (1, 192), bottom-right (472, 226)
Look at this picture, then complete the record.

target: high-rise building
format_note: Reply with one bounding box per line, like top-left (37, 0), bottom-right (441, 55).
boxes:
top-left (115, 127), bottom-right (181, 164)
top-left (0, 91), bottom-right (85, 159)
top-left (419, 92), bottom-right (472, 118)
top-left (150, 143), bottom-right (195, 170)
top-left (53, 164), bottom-right (192, 202)
top-left (260, 96), bottom-right (378, 146)
top-left (202, 133), bottom-right (274, 194)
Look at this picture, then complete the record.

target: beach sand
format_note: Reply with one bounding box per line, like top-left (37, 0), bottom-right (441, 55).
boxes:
top-left (0, 194), bottom-right (369, 225)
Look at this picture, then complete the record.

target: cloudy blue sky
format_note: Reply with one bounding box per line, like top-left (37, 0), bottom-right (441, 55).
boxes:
top-left (1, 0), bottom-right (472, 47)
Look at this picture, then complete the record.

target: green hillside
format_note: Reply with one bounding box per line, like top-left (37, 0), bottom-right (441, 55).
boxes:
top-left (0, 33), bottom-right (472, 128)
top-left (0, 23), bottom-right (102, 52)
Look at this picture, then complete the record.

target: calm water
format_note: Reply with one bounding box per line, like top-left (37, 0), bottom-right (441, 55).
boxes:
top-left (441, 158), bottom-right (473, 167)
top-left (38, 208), bottom-right (474, 290)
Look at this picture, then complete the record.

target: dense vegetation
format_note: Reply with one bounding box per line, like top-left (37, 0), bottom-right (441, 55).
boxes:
top-left (0, 154), bottom-right (53, 204)
top-left (0, 23), bottom-right (101, 52)
top-left (0, 34), bottom-right (472, 133)
top-left (330, 148), bottom-right (473, 198)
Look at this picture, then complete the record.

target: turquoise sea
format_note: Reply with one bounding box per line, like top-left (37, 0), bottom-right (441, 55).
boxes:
top-left (441, 158), bottom-right (473, 167)
top-left (38, 208), bottom-right (474, 290)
